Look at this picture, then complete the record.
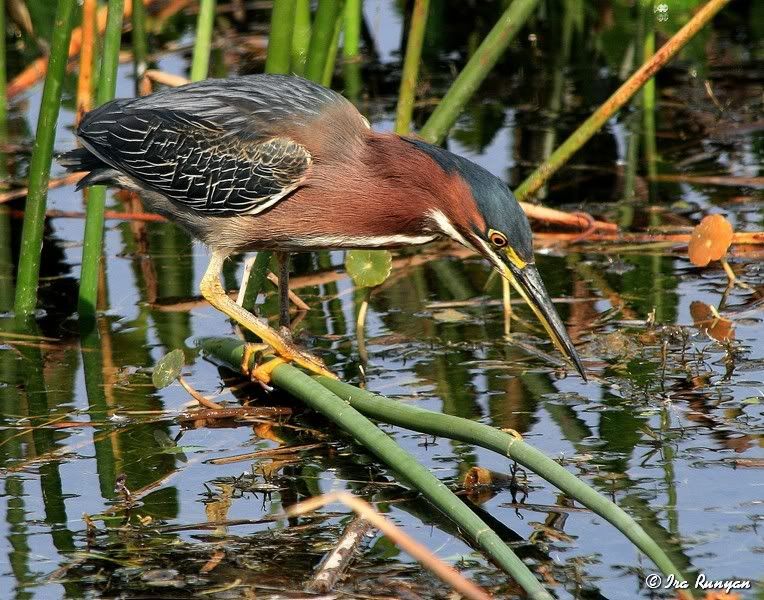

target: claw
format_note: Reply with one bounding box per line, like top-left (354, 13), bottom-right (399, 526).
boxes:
top-left (240, 342), bottom-right (270, 376)
top-left (252, 358), bottom-right (287, 388)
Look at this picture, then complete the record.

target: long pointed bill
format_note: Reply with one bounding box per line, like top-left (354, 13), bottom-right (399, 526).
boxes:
top-left (502, 261), bottom-right (587, 380)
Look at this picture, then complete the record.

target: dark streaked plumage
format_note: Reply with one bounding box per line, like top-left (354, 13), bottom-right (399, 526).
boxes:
top-left (61, 73), bottom-right (586, 379)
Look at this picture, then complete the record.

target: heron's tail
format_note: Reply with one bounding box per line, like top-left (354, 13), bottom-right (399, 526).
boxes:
top-left (58, 148), bottom-right (120, 190)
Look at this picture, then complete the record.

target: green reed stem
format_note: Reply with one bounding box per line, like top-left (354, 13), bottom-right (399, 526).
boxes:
top-left (77, 0), bottom-right (124, 328)
top-left (640, 0), bottom-right (658, 186)
top-left (266, 0), bottom-right (296, 75)
top-left (394, 0), bottom-right (429, 135)
top-left (304, 0), bottom-right (344, 83)
top-left (240, 251), bottom-right (272, 313)
top-left (245, 0), bottom-right (299, 307)
top-left (321, 10), bottom-right (344, 86)
top-left (190, 0), bottom-right (217, 81)
top-left (201, 337), bottom-right (553, 600)
top-left (199, 335), bottom-right (691, 594)
top-left (419, 0), bottom-right (538, 144)
top-left (343, 0), bottom-right (361, 60)
top-left (291, 0), bottom-right (311, 76)
top-left (13, 0), bottom-right (77, 317)
top-left (515, 0), bottom-right (729, 201)
top-left (0, 0), bottom-right (7, 174)
top-left (317, 377), bottom-right (691, 591)
top-left (131, 0), bottom-right (149, 94)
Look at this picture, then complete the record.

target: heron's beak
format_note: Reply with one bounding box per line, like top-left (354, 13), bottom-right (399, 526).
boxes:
top-left (501, 257), bottom-right (587, 381)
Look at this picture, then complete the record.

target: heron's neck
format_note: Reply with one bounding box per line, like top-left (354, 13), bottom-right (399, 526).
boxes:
top-left (360, 133), bottom-right (478, 235)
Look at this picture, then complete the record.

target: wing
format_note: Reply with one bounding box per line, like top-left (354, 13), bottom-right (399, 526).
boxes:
top-left (75, 76), bottom-right (335, 215)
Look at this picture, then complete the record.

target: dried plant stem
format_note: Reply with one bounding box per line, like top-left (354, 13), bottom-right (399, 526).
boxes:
top-left (13, 0), bottom-right (77, 317)
top-left (394, 0), bottom-right (429, 134)
top-left (76, 0), bottom-right (97, 121)
top-left (307, 515), bottom-right (372, 592)
top-left (177, 376), bottom-right (223, 410)
top-left (144, 69), bottom-right (190, 87)
top-left (294, 493), bottom-right (489, 600)
top-left (202, 338), bottom-right (554, 599)
top-left (266, 272), bottom-right (310, 310)
top-left (515, 0), bottom-right (731, 201)
top-left (314, 377), bottom-right (692, 596)
top-left (7, 0), bottom-right (150, 99)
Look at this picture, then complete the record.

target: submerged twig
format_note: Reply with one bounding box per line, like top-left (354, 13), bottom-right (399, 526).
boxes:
top-left (306, 515), bottom-right (373, 592)
top-left (288, 492), bottom-right (490, 600)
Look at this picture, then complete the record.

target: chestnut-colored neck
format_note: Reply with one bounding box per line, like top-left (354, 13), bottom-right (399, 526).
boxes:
top-left (308, 132), bottom-right (480, 235)
top-left (236, 131), bottom-right (482, 251)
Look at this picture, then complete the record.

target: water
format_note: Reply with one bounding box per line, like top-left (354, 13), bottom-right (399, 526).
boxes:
top-left (1, 1), bottom-right (763, 598)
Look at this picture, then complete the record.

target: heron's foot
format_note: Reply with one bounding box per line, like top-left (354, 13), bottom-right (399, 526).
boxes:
top-left (251, 358), bottom-right (287, 388)
top-left (239, 337), bottom-right (335, 384)
top-left (199, 254), bottom-right (336, 381)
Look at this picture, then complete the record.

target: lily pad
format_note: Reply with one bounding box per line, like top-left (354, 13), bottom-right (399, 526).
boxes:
top-left (152, 349), bottom-right (185, 389)
top-left (345, 250), bottom-right (392, 288)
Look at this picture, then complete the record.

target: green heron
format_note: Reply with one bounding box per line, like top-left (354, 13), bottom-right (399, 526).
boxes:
top-left (62, 74), bottom-right (586, 381)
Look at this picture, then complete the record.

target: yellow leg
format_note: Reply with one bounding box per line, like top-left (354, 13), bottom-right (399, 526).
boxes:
top-left (201, 251), bottom-right (337, 379)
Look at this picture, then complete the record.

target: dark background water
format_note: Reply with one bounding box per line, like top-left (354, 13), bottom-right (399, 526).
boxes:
top-left (0, 0), bottom-right (762, 597)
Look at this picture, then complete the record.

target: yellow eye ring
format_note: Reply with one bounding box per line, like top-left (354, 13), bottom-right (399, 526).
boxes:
top-left (489, 230), bottom-right (508, 248)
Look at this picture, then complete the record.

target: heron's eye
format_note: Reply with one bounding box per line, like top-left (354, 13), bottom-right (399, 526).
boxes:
top-left (489, 230), bottom-right (508, 248)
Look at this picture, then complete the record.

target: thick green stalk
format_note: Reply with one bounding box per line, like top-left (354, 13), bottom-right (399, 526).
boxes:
top-left (77, 0), bottom-right (125, 327)
top-left (291, 0), bottom-right (311, 76)
top-left (198, 336), bottom-right (690, 590)
top-left (190, 0), bottom-right (217, 81)
top-left (394, 0), bottom-right (429, 135)
top-left (342, 0), bottom-right (362, 99)
top-left (318, 378), bottom-right (691, 589)
top-left (515, 0), bottom-right (729, 201)
top-left (419, 0), bottom-right (538, 144)
top-left (321, 10), bottom-right (344, 86)
top-left (240, 251), bottom-right (272, 313)
top-left (13, 0), bottom-right (77, 317)
top-left (304, 0), bottom-right (343, 83)
top-left (201, 337), bottom-right (552, 599)
top-left (132, 0), bottom-right (149, 94)
top-left (0, 0), bottom-right (7, 175)
top-left (343, 0), bottom-right (361, 60)
top-left (266, 0), bottom-right (296, 75)
top-left (640, 0), bottom-right (658, 185)
top-left (245, 0), bottom-right (299, 306)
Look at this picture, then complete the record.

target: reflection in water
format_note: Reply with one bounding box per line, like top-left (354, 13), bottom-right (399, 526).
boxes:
top-left (1, 0), bottom-right (763, 597)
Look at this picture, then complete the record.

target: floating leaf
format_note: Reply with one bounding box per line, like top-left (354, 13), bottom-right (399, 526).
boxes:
top-left (345, 250), bottom-right (392, 288)
top-left (688, 214), bottom-right (733, 267)
top-left (432, 308), bottom-right (469, 323)
top-left (152, 349), bottom-right (185, 389)
top-left (463, 466), bottom-right (493, 490)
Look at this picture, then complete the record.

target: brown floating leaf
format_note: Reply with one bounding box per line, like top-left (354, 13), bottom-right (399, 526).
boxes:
top-left (463, 466), bottom-right (492, 490)
top-left (690, 301), bottom-right (735, 342)
top-left (688, 214), bottom-right (734, 267)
